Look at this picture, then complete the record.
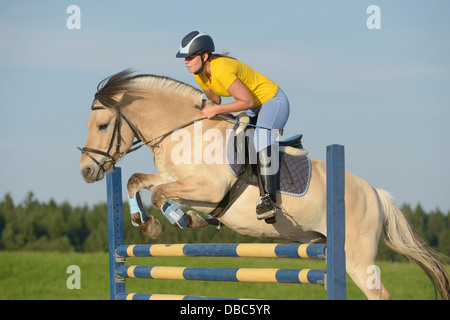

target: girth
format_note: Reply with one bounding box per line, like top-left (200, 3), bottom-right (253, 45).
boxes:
top-left (209, 163), bottom-right (255, 219)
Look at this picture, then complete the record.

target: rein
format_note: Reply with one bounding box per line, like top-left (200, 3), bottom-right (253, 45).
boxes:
top-left (78, 105), bottom-right (204, 172)
top-left (194, 103), bottom-right (282, 134)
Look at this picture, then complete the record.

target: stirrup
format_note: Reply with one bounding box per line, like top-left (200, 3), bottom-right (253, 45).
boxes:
top-left (256, 194), bottom-right (277, 220)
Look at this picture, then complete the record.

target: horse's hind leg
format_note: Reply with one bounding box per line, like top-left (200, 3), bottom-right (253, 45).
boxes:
top-left (127, 173), bottom-right (164, 239)
top-left (342, 179), bottom-right (391, 299)
top-left (345, 241), bottom-right (391, 300)
top-left (344, 208), bottom-right (391, 301)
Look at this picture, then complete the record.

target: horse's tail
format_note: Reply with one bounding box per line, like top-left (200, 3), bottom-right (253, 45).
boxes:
top-left (376, 188), bottom-right (450, 300)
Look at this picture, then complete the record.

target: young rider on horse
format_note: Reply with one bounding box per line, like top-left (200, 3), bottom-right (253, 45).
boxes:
top-left (176, 31), bottom-right (290, 222)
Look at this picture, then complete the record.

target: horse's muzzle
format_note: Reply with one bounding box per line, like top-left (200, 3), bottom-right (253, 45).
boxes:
top-left (80, 163), bottom-right (105, 183)
top-left (78, 146), bottom-right (115, 182)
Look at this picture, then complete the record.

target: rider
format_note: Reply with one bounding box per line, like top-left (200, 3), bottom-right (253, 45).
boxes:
top-left (176, 31), bottom-right (290, 223)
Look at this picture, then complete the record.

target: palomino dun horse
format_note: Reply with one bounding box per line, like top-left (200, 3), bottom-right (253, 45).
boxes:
top-left (79, 69), bottom-right (449, 300)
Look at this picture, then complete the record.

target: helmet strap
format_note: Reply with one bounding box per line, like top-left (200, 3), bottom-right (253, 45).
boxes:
top-left (194, 52), bottom-right (210, 75)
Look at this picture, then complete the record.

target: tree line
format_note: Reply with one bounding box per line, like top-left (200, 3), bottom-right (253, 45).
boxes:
top-left (0, 192), bottom-right (449, 261)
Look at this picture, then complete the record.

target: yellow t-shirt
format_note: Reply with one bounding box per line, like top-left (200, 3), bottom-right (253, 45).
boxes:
top-left (194, 57), bottom-right (279, 108)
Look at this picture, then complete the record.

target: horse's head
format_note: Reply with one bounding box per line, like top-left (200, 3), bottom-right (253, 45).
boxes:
top-left (79, 68), bottom-right (210, 183)
top-left (79, 101), bottom-right (136, 183)
top-left (79, 69), bottom-right (140, 183)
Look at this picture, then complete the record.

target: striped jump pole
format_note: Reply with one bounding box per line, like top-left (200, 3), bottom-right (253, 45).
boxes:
top-left (106, 144), bottom-right (346, 300)
top-left (116, 243), bottom-right (326, 259)
top-left (117, 265), bottom-right (326, 284)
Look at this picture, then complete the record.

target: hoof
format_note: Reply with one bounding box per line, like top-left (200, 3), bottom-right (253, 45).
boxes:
top-left (132, 213), bottom-right (162, 239)
top-left (186, 210), bottom-right (209, 228)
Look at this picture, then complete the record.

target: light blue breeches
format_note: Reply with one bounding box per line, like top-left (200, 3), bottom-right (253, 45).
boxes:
top-left (245, 88), bottom-right (290, 152)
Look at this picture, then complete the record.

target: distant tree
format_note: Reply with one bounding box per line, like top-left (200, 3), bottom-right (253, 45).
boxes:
top-left (406, 204), bottom-right (428, 238)
top-left (427, 209), bottom-right (447, 247)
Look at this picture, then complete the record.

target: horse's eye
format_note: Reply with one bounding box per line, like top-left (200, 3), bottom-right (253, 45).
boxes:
top-left (98, 123), bottom-right (109, 131)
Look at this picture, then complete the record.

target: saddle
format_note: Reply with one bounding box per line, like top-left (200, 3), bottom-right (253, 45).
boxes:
top-left (208, 120), bottom-right (311, 220)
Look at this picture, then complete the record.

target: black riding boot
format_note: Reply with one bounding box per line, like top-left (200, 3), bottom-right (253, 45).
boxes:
top-left (256, 147), bottom-right (280, 223)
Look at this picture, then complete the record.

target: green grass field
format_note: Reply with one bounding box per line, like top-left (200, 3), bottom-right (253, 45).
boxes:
top-left (0, 251), bottom-right (446, 300)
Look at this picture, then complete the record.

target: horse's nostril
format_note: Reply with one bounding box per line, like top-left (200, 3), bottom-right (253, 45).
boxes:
top-left (82, 165), bottom-right (93, 179)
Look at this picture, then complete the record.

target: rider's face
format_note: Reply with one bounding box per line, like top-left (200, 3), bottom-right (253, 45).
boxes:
top-left (184, 54), bottom-right (202, 73)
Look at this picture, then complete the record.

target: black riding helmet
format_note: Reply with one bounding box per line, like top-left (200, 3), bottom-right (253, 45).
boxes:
top-left (176, 31), bottom-right (215, 74)
top-left (176, 31), bottom-right (215, 58)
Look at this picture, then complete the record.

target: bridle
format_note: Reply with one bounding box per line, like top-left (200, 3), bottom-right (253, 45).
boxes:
top-left (77, 105), bottom-right (142, 173)
top-left (78, 104), bottom-right (205, 173)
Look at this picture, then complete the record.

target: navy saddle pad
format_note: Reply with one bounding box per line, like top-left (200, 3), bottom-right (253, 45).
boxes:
top-left (225, 128), bottom-right (311, 197)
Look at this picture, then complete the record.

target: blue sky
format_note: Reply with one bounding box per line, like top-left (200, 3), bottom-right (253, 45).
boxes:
top-left (1, 1), bottom-right (449, 212)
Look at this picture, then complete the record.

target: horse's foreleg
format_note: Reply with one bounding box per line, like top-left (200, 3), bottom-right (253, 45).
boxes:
top-left (151, 176), bottom-right (224, 229)
top-left (127, 173), bottom-right (164, 239)
top-left (127, 173), bottom-right (163, 197)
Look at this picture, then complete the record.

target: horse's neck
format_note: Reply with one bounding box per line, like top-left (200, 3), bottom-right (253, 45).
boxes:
top-left (131, 92), bottom-right (203, 140)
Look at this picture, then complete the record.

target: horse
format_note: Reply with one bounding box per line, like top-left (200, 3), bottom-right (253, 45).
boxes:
top-left (79, 69), bottom-right (450, 300)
